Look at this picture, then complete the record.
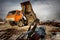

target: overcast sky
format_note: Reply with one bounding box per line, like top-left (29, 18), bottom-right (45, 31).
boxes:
top-left (0, 0), bottom-right (60, 22)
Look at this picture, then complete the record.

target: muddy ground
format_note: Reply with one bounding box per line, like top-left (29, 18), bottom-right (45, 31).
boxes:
top-left (0, 23), bottom-right (60, 40)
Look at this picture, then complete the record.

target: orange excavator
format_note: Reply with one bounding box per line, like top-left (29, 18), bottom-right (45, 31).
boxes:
top-left (6, 10), bottom-right (26, 27)
top-left (6, 1), bottom-right (36, 27)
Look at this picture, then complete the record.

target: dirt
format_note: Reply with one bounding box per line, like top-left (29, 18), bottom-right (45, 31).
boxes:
top-left (0, 24), bottom-right (60, 40)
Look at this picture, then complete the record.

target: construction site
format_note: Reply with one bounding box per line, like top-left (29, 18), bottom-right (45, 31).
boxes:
top-left (0, 1), bottom-right (60, 40)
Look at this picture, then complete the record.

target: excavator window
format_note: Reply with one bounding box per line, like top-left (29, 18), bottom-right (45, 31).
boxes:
top-left (17, 11), bottom-right (20, 15)
top-left (8, 11), bottom-right (16, 15)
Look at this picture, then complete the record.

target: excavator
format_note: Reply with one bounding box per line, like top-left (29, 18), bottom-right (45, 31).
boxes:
top-left (6, 1), bottom-right (36, 27)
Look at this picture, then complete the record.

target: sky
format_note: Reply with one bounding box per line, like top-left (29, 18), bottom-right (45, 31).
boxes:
top-left (0, 0), bottom-right (60, 22)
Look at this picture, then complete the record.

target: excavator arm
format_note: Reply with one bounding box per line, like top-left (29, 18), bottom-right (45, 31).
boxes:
top-left (21, 1), bottom-right (37, 25)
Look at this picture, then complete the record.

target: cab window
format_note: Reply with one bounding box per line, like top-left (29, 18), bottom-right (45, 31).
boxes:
top-left (8, 11), bottom-right (16, 15)
top-left (17, 11), bottom-right (20, 15)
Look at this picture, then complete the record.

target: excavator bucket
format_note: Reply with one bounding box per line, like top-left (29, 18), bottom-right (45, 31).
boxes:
top-left (21, 1), bottom-right (37, 25)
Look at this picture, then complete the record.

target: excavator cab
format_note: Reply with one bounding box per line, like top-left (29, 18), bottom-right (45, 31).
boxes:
top-left (6, 10), bottom-right (22, 22)
top-left (6, 10), bottom-right (24, 26)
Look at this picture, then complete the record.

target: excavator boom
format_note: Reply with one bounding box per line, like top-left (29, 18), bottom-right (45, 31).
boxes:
top-left (21, 1), bottom-right (37, 25)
